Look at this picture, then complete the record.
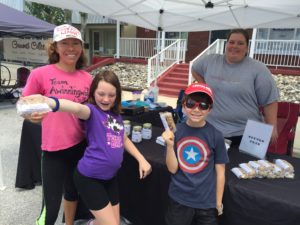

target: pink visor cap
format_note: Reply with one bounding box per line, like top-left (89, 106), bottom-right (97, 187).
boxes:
top-left (184, 83), bottom-right (214, 102)
top-left (53, 24), bottom-right (83, 43)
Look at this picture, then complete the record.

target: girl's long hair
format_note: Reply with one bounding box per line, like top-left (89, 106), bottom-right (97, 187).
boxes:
top-left (88, 70), bottom-right (122, 115)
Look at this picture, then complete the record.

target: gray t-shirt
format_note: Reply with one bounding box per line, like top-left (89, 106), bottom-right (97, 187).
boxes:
top-left (192, 54), bottom-right (279, 137)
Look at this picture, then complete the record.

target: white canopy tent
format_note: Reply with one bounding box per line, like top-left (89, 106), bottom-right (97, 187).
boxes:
top-left (28, 0), bottom-right (300, 31)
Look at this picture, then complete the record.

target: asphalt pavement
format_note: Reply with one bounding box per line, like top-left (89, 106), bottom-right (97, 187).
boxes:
top-left (0, 103), bottom-right (52, 225)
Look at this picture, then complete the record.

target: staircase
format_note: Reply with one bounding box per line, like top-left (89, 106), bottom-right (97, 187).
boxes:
top-left (157, 63), bottom-right (189, 98)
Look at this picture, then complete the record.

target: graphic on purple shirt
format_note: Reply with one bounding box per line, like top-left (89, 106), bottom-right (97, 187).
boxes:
top-left (77, 104), bottom-right (124, 180)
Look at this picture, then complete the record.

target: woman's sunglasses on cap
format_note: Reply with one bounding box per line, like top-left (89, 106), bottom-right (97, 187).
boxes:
top-left (185, 98), bottom-right (210, 110)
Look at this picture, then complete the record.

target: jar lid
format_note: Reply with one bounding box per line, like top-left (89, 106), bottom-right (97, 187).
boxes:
top-left (123, 120), bottom-right (131, 124)
top-left (133, 125), bottom-right (142, 131)
top-left (143, 123), bottom-right (152, 129)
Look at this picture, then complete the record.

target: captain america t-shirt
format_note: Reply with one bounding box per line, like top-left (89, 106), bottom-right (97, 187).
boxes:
top-left (168, 121), bottom-right (229, 209)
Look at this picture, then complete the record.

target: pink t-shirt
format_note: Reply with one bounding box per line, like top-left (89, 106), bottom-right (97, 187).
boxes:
top-left (22, 64), bottom-right (92, 151)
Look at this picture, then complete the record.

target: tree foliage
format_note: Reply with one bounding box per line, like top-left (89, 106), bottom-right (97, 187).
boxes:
top-left (24, 1), bottom-right (70, 25)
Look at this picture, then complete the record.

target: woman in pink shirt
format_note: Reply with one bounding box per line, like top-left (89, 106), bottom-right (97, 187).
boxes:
top-left (22, 24), bottom-right (92, 225)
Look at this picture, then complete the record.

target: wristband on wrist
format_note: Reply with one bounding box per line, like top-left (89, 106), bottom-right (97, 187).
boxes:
top-left (49, 96), bottom-right (60, 112)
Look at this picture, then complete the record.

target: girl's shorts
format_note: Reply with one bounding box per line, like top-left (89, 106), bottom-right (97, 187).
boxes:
top-left (74, 168), bottom-right (119, 210)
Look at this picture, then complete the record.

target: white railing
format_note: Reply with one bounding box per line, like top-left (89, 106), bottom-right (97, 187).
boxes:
top-left (119, 38), bottom-right (178, 58)
top-left (189, 39), bottom-right (300, 84)
top-left (251, 40), bottom-right (300, 68)
top-left (147, 39), bottom-right (186, 87)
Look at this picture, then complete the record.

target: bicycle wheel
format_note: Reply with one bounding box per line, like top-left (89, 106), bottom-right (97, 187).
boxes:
top-left (0, 64), bottom-right (12, 88)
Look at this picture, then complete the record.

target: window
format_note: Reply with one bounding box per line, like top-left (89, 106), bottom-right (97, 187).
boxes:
top-left (257, 28), bottom-right (297, 40)
top-left (269, 29), bottom-right (294, 40)
top-left (165, 32), bottom-right (188, 39)
top-left (256, 28), bottom-right (269, 40)
top-left (295, 29), bottom-right (300, 40)
top-left (92, 29), bottom-right (116, 56)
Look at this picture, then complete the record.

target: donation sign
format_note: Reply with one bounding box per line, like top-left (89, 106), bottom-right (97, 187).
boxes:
top-left (3, 38), bottom-right (49, 64)
top-left (239, 119), bottom-right (273, 159)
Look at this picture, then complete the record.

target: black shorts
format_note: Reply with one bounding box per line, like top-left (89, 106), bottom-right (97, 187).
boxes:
top-left (165, 197), bottom-right (218, 225)
top-left (74, 168), bottom-right (119, 211)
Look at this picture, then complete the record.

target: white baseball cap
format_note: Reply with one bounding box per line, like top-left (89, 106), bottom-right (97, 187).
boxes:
top-left (53, 24), bottom-right (83, 43)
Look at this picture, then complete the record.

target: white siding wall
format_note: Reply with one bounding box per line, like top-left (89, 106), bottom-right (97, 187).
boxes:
top-left (72, 11), bottom-right (116, 24)
top-left (0, 0), bottom-right (23, 10)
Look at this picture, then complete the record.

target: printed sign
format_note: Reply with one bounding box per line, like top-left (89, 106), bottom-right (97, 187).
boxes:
top-left (3, 38), bottom-right (49, 64)
top-left (239, 119), bottom-right (273, 159)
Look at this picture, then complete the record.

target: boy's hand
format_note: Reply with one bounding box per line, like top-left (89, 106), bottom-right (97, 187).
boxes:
top-left (162, 130), bottom-right (174, 147)
top-left (217, 204), bottom-right (223, 216)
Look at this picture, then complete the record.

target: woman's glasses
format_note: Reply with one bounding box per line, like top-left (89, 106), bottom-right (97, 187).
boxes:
top-left (185, 98), bottom-right (210, 110)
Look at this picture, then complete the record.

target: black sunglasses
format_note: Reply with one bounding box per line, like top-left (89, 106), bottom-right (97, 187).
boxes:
top-left (185, 98), bottom-right (210, 110)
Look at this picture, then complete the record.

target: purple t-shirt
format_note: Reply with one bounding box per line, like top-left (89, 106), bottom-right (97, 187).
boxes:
top-left (77, 104), bottom-right (124, 180)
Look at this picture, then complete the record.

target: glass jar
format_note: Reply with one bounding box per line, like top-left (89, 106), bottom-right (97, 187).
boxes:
top-left (142, 123), bottom-right (152, 140)
top-left (123, 120), bottom-right (131, 136)
top-left (131, 125), bottom-right (142, 143)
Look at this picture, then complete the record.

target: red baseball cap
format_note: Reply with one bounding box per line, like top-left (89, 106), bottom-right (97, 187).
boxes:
top-left (184, 83), bottom-right (214, 102)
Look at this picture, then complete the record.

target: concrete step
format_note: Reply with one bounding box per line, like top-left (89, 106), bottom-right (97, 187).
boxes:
top-left (158, 86), bottom-right (183, 97)
top-left (158, 80), bottom-right (187, 89)
top-left (174, 66), bottom-right (189, 72)
top-left (166, 71), bottom-right (189, 78)
top-left (157, 63), bottom-right (189, 97)
top-left (161, 76), bottom-right (188, 84)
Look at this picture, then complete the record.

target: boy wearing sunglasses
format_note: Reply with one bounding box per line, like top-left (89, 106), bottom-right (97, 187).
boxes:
top-left (162, 83), bottom-right (229, 225)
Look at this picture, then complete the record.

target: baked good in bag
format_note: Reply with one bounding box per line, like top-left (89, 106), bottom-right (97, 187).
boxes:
top-left (159, 112), bottom-right (176, 132)
top-left (16, 98), bottom-right (51, 116)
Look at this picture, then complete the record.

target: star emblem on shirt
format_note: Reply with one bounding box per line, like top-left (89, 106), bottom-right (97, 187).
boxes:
top-left (185, 147), bottom-right (199, 161)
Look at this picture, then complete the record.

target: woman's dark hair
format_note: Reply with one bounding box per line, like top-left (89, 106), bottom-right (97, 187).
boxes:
top-left (47, 41), bottom-right (87, 69)
top-left (88, 70), bottom-right (122, 114)
top-left (226, 28), bottom-right (250, 47)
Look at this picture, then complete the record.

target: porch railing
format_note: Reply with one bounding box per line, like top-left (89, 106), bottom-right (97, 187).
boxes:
top-left (119, 38), bottom-right (178, 58)
top-left (147, 39), bottom-right (186, 87)
top-left (252, 40), bottom-right (300, 68)
top-left (189, 39), bottom-right (300, 85)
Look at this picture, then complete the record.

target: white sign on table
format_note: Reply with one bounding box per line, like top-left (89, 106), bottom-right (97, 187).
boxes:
top-left (239, 119), bottom-right (273, 159)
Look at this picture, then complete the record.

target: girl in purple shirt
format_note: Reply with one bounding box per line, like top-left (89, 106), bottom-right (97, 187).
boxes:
top-left (23, 70), bottom-right (152, 225)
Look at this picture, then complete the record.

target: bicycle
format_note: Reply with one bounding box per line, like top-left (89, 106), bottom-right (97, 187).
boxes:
top-left (0, 62), bottom-right (16, 102)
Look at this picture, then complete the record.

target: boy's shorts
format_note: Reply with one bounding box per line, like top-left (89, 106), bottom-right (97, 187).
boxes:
top-left (165, 197), bottom-right (218, 225)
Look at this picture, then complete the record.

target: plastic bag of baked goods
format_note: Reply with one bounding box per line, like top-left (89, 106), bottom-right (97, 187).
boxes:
top-left (257, 159), bottom-right (273, 172)
top-left (268, 163), bottom-right (285, 178)
top-left (231, 167), bottom-right (248, 179)
top-left (274, 159), bottom-right (295, 178)
top-left (248, 161), bottom-right (267, 178)
top-left (16, 97), bottom-right (51, 116)
top-left (274, 159), bottom-right (294, 173)
top-left (239, 163), bottom-right (256, 178)
top-left (160, 112), bottom-right (176, 132)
